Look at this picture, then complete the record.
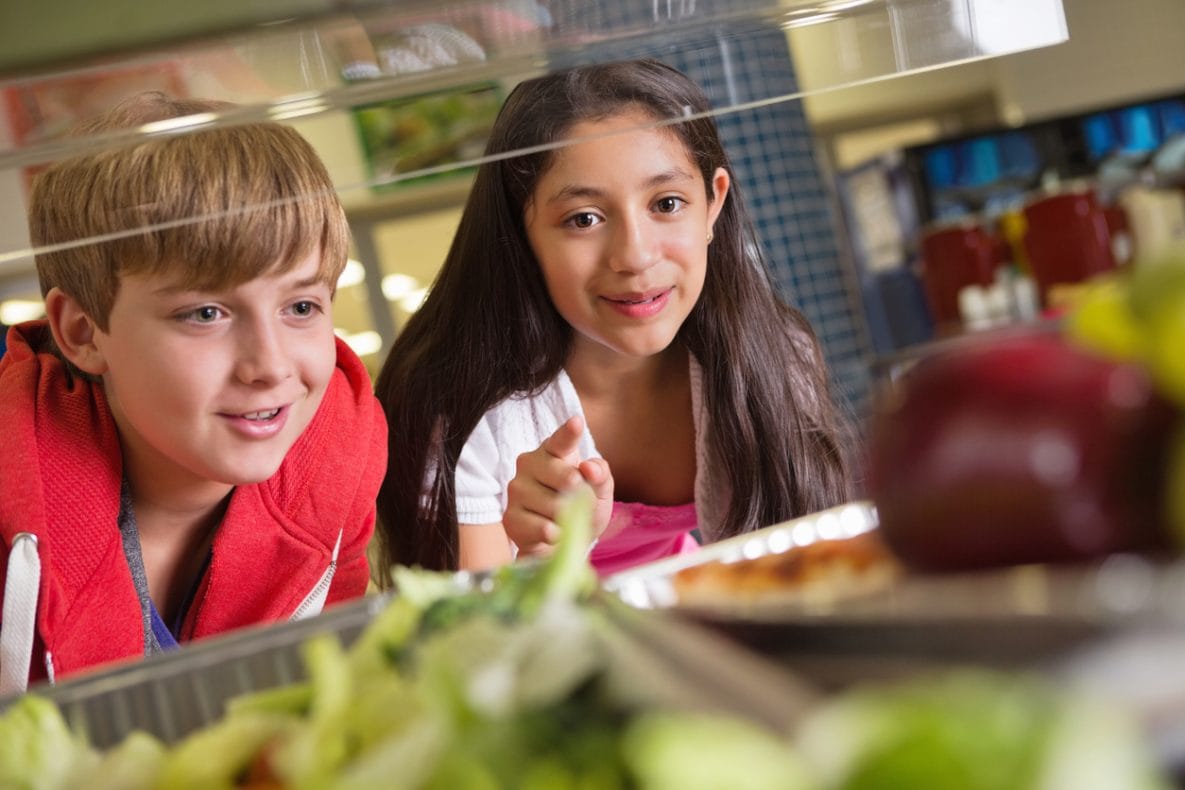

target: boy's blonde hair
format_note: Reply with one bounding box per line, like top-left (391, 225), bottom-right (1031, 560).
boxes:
top-left (29, 91), bottom-right (349, 330)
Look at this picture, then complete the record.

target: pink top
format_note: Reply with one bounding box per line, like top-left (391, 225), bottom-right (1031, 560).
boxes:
top-left (590, 500), bottom-right (700, 577)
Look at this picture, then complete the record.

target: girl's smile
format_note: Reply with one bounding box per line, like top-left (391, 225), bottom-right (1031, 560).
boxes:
top-left (601, 287), bottom-right (674, 318)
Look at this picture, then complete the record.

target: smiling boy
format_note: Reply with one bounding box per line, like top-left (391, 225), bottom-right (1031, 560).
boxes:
top-left (0, 93), bottom-right (387, 695)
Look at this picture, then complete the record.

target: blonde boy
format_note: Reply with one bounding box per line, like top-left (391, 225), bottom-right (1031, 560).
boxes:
top-left (0, 93), bottom-right (387, 694)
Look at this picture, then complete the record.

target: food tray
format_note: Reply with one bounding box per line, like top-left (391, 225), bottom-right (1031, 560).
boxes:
top-left (0, 581), bottom-right (820, 750)
top-left (0, 593), bottom-right (390, 748)
top-left (604, 503), bottom-right (1185, 769)
top-left (603, 500), bottom-right (882, 609)
top-left (604, 501), bottom-right (1185, 669)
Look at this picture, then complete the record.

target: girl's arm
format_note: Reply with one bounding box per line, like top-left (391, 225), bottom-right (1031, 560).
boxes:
top-left (458, 523), bottom-right (514, 570)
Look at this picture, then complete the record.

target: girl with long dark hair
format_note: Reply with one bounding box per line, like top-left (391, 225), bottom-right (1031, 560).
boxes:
top-left (375, 58), bottom-right (852, 576)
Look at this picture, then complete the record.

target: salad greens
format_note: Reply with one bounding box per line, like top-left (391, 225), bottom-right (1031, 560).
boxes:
top-left (796, 670), bottom-right (1168, 790)
top-left (0, 694), bottom-right (95, 790)
top-left (0, 487), bottom-right (1170, 788)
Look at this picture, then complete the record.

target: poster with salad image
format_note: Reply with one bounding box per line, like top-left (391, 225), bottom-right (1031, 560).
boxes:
top-left (353, 81), bottom-right (503, 192)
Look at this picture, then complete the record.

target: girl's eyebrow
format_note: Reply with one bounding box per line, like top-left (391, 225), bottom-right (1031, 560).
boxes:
top-left (545, 167), bottom-right (695, 203)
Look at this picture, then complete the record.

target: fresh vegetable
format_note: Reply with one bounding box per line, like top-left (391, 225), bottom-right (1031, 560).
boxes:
top-left (624, 711), bottom-right (815, 790)
top-left (0, 488), bottom-right (1169, 788)
top-left (0, 694), bottom-right (96, 790)
top-left (78, 733), bottom-right (167, 790)
top-left (796, 670), bottom-right (1168, 790)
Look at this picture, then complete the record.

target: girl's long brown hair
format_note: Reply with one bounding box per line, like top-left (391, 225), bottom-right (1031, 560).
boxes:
top-left (374, 59), bottom-right (852, 574)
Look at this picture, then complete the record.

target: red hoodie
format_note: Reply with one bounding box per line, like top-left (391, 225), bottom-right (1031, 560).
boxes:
top-left (0, 321), bottom-right (387, 692)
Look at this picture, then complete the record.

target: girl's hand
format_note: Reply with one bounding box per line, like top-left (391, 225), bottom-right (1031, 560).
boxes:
top-left (504, 415), bottom-right (614, 559)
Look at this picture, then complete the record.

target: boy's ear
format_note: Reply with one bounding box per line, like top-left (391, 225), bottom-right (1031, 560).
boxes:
top-left (44, 287), bottom-right (108, 376)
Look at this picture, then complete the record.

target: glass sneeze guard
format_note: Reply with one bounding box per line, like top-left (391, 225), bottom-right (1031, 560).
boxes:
top-left (0, 0), bottom-right (1067, 347)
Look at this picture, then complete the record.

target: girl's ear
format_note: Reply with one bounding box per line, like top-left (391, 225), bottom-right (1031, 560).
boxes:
top-left (44, 287), bottom-right (108, 376)
top-left (707, 166), bottom-right (731, 230)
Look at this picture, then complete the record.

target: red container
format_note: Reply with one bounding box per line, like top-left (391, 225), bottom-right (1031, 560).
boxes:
top-left (919, 223), bottom-right (1002, 328)
top-left (1022, 190), bottom-right (1118, 306)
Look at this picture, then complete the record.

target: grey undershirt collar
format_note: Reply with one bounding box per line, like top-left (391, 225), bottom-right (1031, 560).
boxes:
top-left (117, 478), bottom-right (165, 656)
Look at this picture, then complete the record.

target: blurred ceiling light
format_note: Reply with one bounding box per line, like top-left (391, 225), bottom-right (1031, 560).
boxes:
top-left (0, 299), bottom-right (45, 325)
top-left (341, 330), bottom-right (383, 357)
top-left (140, 112), bottom-right (218, 134)
top-left (399, 287), bottom-right (429, 314)
top-left (381, 273), bottom-right (420, 301)
top-left (268, 94), bottom-right (330, 121)
top-left (337, 258), bottom-right (366, 289)
top-left (972, 0), bottom-right (1067, 56)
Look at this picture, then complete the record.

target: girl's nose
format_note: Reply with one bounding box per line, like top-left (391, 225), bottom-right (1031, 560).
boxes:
top-left (607, 215), bottom-right (661, 274)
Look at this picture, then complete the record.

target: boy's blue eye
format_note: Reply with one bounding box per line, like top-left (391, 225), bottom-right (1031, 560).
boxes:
top-left (194, 306), bottom-right (219, 322)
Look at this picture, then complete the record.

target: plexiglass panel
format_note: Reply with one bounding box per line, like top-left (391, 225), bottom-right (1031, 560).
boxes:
top-left (0, 0), bottom-right (1067, 367)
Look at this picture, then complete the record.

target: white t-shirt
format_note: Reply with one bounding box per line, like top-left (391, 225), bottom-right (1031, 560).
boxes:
top-left (453, 358), bottom-right (729, 539)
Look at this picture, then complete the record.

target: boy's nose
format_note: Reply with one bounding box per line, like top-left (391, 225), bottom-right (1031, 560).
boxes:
top-left (607, 217), bottom-right (660, 274)
top-left (235, 321), bottom-right (294, 386)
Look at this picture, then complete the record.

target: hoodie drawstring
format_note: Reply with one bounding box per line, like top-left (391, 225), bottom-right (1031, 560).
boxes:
top-left (1, 533), bottom-right (41, 697)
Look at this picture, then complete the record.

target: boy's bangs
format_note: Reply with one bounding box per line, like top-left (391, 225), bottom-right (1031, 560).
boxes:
top-left (110, 124), bottom-right (348, 291)
top-left (131, 194), bottom-right (346, 292)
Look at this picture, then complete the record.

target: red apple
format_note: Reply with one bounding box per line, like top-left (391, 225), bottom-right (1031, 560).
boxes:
top-left (867, 330), bottom-right (1176, 571)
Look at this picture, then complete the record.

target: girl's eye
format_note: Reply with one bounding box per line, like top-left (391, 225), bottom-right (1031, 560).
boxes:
top-left (655, 196), bottom-right (686, 214)
top-left (565, 212), bottom-right (601, 230)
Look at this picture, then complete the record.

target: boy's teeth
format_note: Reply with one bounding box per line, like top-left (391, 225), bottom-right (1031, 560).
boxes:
top-left (243, 409), bottom-right (280, 421)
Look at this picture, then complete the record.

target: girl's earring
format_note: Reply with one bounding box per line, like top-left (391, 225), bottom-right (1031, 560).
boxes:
top-left (707, 230), bottom-right (714, 243)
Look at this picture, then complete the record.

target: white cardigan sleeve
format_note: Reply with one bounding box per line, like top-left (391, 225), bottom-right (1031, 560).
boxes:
top-left (454, 412), bottom-right (508, 525)
top-left (452, 373), bottom-right (594, 527)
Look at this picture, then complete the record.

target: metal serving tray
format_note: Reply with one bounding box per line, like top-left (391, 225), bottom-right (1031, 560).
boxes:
top-left (603, 500), bottom-right (882, 610)
top-left (0, 594), bottom-right (389, 747)
top-left (603, 499), bottom-right (1185, 639)
top-left (0, 582), bottom-right (820, 750)
top-left (602, 502), bottom-right (1185, 769)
